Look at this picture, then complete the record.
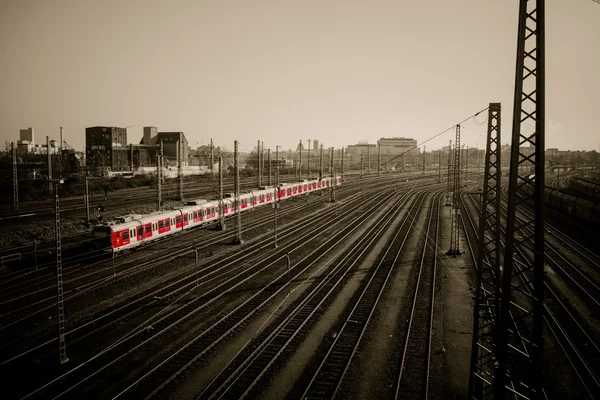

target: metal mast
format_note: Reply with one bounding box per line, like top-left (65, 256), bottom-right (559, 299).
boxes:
top-left (219, 156), bottom-right (225, 230)
top-left (257, 140), bottom-right (261, 187)
top-left (210, 138), bottom-right (214, 176)
top-left (319, 144), bottom-right (323, 180)
top-left (497, 0), bottom-right (545, 397)
top-left (468, 103), bottom-right (502, 399)
top-left (267, 149), bottom-right (272, 186)
top-left (234, 141), bottom-right (243, 244)
top-left (298, 140), bottom-right (302, 181)
top-left (12, 142), bottom-right (18, 211)
top-left (156, 143), bottom-right (163, 211)
top-left (446, 140), bottom-right (452, 206)
top-left (52, 180), bottom-right (68, 365)
top-left (177, 137), bottom-right (183, 201)
top-left (341, 147), bottom-right (345, 181)
top-left (274, 146), bottom-right (279, 248)
top-left (447, 125), bottom-right (461, 255)
top-left (47, 136), bottom-right (53, 194)
top-left (378, 144), bottom-right (381, 177)
top-left (307, 138), bottom-right (311, 179)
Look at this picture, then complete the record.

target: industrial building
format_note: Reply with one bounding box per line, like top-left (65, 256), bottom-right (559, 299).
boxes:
top-left (85, 126), bottom-right (129, 175)
top-left (376, 137), bottom-right (419, 155)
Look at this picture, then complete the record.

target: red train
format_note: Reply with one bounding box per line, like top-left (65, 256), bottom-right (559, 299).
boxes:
top-left (92, 176), bottom-right (342, 252)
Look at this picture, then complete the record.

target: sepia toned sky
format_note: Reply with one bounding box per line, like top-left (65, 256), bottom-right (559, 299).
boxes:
top-left (1, 0), bottom-right (598, 153)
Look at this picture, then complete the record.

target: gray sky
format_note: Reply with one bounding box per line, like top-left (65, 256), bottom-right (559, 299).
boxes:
top-left (1, 0), bottom-right (598, 153)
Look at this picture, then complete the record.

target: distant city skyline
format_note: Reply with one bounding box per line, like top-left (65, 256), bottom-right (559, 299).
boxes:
top-left (1, 1), bottom-right (598, 154)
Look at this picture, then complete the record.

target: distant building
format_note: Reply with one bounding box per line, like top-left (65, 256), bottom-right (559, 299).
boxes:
top-left (20, 127), bottom-right (35, 143)
top-left (142, 126), bottom-right (158, 145)
top-left (313, 140), bottom-right (319, 151)
top-left (85, 126), bottom-right (128, 175)
top-left (345, 143), bottom-right (377, 156)
top-left (138, 130), bottom-right (189, 164)
top-left (377, 137), bottom-right (418, 155)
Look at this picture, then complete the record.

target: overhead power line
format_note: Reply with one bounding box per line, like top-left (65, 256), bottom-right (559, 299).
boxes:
top-left (381, 106), bottom-right (490, 166)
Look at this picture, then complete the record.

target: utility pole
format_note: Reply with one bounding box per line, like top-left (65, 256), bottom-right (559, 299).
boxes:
top-left (465, 145), bottom-right (469, 186)
top-left (361, 151), bottom-right (364, 178)
top-left (447, 125), bottom-right (461, 255)
top-left (378, 144), bottom-right (381, 177)
top-left (156, 143), bottom-right (163, 210)
top-left (330, 147), bottom-right (336, 203)
top-left (257, 139), bottom-right (261, 187)
top-left (341, 147), bottom-right (345, 181)
top-left (12, 142), bottom-right (18, 211)
top-left (47, 136), bottom-right (53, 195)
top-left (307, 138), bottom-right (311, 179)
top-left (177, 137), bottom-right (183, 201)
top-left (210, 138), bottom-right (214, 177)
top-left (438, 150), bottom-right (442, 184)
top-left (130, 144), bottom-right (134, 172)
top-left (469, 103), bottom-right (502, 399)
top-left (234, 141), bottom-right (243, 244)
top-left (319, 144), bottom-right (324, 180)
top-left (446, 140), bottom-right (452, 206)
top-left (367, 142), bottom-right (370, 172)
top-left (261, 141), bottom-right (264, 183)
top-left (298, 140), bottom-right (302, 181)
top-left (51, 178), bottom-right (68, 365)
top-left (423, 146), bottom-right (426, 174)
top-left (497, 1), bottom-right (546, 397)
top-left (268, 149), bottom-right (272, 186)
top-left (59, 127), bottom-right (64, 177)
top-left (219, 156), bottom-right (225, 230)
top-left (402, 146), bottom-right (406, 172)
top-left (274, 145), bottom-right (279, 248)
top-left (85, 176), bottom-right (90, 227)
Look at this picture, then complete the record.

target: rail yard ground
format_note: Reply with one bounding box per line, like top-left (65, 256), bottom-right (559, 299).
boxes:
top-left (0, 171), bottom-right (598, 399)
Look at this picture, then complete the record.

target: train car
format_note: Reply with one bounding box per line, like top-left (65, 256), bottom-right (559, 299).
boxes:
top-left (92, 176), bottom-right (344, 253)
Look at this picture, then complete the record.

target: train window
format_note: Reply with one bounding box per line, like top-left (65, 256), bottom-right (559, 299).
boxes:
top-left (115, 232), bottom-right (120, 238)
top-left (158, 221), bottom-right (164, 230)
top-left (123, 231), bottom-right (129, 241)
top-left (176, 216), bottom-right (181, 224)
top-left (193, 211), bottom-right (197, 219)
top-left (145, 225), bottom-right (151, 234)
top-left (184, 214), bottom-right (188, 222)
top-left (165, 219), bottom-right (170, 227)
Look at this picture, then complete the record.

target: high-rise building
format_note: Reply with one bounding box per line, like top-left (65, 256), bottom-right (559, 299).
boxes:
top-left (142, 126), bottom-right (158, 145)
top-left (85, 126), bottom-right (128, 175)
top-left (313, 139), bottom-right (319, 150)
top-left (19, 127), bottom-right (35, 143)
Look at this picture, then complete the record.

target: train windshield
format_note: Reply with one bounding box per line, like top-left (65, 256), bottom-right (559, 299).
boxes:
top-left (92, 226), bottom-right (112, 237)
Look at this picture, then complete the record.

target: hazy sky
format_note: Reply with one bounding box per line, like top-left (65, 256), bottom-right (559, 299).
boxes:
top-left (1, 0), bottom-right (598, 153)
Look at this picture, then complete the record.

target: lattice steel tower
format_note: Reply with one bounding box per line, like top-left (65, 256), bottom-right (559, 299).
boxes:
top-left (447, 125), bottom-right (461, 255)
top-left (468, 103), bottom-right (502, 399)
top-left (497, 0), bottom-right (545, 398)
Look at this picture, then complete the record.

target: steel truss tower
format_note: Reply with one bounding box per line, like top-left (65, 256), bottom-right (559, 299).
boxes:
top-left (12, 142), bottom-right (18, 211)
top-left (497, 0), bottom-right (545, 398)
top-left (468, 103), bottom-right (502, 399)
top-left (446, 140), bottom-right (452, 206)
top-left (447, 125), bottom-right (461, 255)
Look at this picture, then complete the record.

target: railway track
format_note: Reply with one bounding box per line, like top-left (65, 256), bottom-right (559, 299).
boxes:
top-left (394, 192), bottom-right (441, 399)
top-left (15, 179), bottom-right (418, 399)
top-left (460, 192), bottom-right (600, 398)
top-left (300, 190), bottom-right (433, 399)
top-left (126, 187), bottom-right (419, 400)
top-left (0, 182), bottom-right (383, 365)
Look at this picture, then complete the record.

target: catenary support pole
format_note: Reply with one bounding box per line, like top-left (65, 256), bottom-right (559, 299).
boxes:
top-left (234, 141), bottom-right (242, 244)
top-left (298, 140), bottom-right (302, 181)
top-left (307, 139), bottom-right (311, 179)
top-left (219, 156), bottom-right (225, 230)
top-left (341, 147), bottom-right (345, 181)
top-left (210, 138), bottom-right (214, 177)
top-left (378, 144), bottom-right (381, 177)
top-left (423, 145), bottom-right (426, 174)
top-left (268, 149), bottom-right (272, 186)
top-left (54, 182), bottom-right (68, 365)
top-left (446, 140), bottom-right (452, 206)
top-left (12, 142), bottom-right (18, 211)
top-left (257, 139), bottom-right (261, 188)
top-left (438, 150), bottom-right (442, 184)
top-left (85, 176), bottom-right (90, 227)
top-left (47, 136), bottom-right (53, 194)
top-left (274, 145), bottom-right (279, 248)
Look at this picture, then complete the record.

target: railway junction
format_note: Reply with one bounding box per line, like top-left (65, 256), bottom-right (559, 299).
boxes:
top-left (1, 1), bottom-right (599, 399)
